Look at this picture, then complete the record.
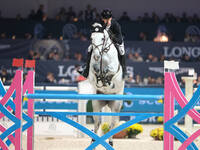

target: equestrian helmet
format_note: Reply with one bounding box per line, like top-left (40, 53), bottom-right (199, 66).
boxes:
top-left (101, 9), bottom-right (112, 19)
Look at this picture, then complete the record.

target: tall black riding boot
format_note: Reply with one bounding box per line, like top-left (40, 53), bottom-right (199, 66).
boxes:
top-left (78, 51), bottom-right (92, 78)
top-left (119, 54), bottom-right (127, 79)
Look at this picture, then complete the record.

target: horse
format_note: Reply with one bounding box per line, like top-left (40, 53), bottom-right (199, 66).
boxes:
top-left (88, 23), bottom-right (125, 147)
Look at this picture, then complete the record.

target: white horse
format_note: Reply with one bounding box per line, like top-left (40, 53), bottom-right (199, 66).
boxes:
top-left (88, 23), bottom-right (125, 147)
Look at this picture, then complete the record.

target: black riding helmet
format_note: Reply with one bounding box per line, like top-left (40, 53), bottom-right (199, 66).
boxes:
top-left (101, 9), bottom-right (112, 19)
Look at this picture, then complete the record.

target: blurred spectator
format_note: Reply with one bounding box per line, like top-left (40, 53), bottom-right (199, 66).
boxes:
top-left (34, 23), bottom-right (46, 39)
top-left (145, 54), bottom-right (154, 62)
top-left (59, 36), bottom-right (63, 40)
top-left (159, 55), bottom-right (165, 62)
top-left (47, 50), bottom-right (60, 61)
top-left (24, 33), bottom-right (32, 39)
top-left (126, 73), bottom-right (135, 84)
top-left (63, 23), bottom-right (78, 39)
top-left (163, 13), bottom-right (170, 23)
top-left (151, 78), bottom-right (156, 84)
top-left (28, 50), bottom-right (41, 60)
top-left (57, 7), bottom-right (67, 21)
top-left (0, 68), bottom-right (11, 84)
top-left (143, 77), bottom-right (148, 85)
top-left (32, 51), bottom-right (41, 60)
top-left (85, 4), bottom-right (93, 21)
top-left (47, 33), bottom-right (53, 39)
top-left (175, 16), bottom-right (182, 23)
top-left (77, 11), bottom-right (84, 21)
top-left (63, 55), bottom-right (70, 61)
top-left (73, 32), bottom-right (87, 41)
top-left (53, 50), bottom-right (60, 61)
top-left (136, 16), bottom-right (143, 23)
top-left (66, 6), bottom-right (76, 22)
top-left (0, 33), bottom-right (7, 39)
top-left (194, 76), bottom-right (200, 87)
top-left (127, 53), bottom-right (134, 61)
top-left (193, 14), bottom-right (200, 23)
top-left (55, 15), bottom-right (61, 21)
top-left (28, 10), bottom-right (36, 20)
top-left (142, 12), bottom-right (151, 22)
top-left (181, 54), bottom-right (191, 62)
top-left (156, 77), bottom-right (163, 85)
top-left (151, 12), bottom-right (160, 23)
top-left (80, 33), bottom-right (88, 41)
top-left (119, 12), bottom-right (131, 21)
top-left (44, 72), bottom-right (57, 83)
top-left (132, 52), bottom-right (143, 62)
top-left (27, 50), bottom-right (34, 59)
top-left (152, 56), bottom-right (158, 62)
top-left (184, 33), bottom-right (193, 42)
top-left (47, 51), bottom-right (55, 60)
top-left (169, 13), bottom-right (176, 22)
top-left (92, 8), bottom-right (100, 21)
top-left (181, 12), bottom-right (188, 22)
top-left (74, 52), bottom-right (83, 61)
top-left (11, 35), bottom-right (16, 40)
top-left (184, 25), bottom-right (200, 42)
top-left (42, 13), bottom-right (48, 22)
top-left (135, 74), bottom-right (142, 85)
top-left (147, 76), bottom-right (156, 84)
top-left (138, 32), bottom-right (148, 41)
top-left (36, 4), bottom-right (45, 21)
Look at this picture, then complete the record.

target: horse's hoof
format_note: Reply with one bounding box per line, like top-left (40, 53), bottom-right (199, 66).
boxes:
top-left (91, 139), bottom-right (95, 143)
top-left (109, 141), bottom-right (113, 147)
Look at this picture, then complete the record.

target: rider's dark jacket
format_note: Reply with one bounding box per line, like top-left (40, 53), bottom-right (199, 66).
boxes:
top-left (101, 19), bottom-right (123, 45)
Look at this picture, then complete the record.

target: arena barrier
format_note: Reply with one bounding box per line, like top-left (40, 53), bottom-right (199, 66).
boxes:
top-left (0, 59), bottom-right (200, 150)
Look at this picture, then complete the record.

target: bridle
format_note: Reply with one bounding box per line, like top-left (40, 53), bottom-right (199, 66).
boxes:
top-left (91, 32), bottom-right (113, 54)
top-left (91, 30), bottom-right (117, 87)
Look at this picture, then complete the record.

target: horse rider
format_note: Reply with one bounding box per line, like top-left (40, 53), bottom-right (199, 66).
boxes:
top-left (79, 9), bottom-right (127, 79)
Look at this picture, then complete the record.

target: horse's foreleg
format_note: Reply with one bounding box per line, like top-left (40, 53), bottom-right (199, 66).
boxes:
top-left (92, 101), bottom-right (103, 145)
top-left (93, 115), bottom-right (101, 134)
top-left (108, 101), bottom-right (123, 146)
top-left (90, 115), bottom-right (100, 150)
